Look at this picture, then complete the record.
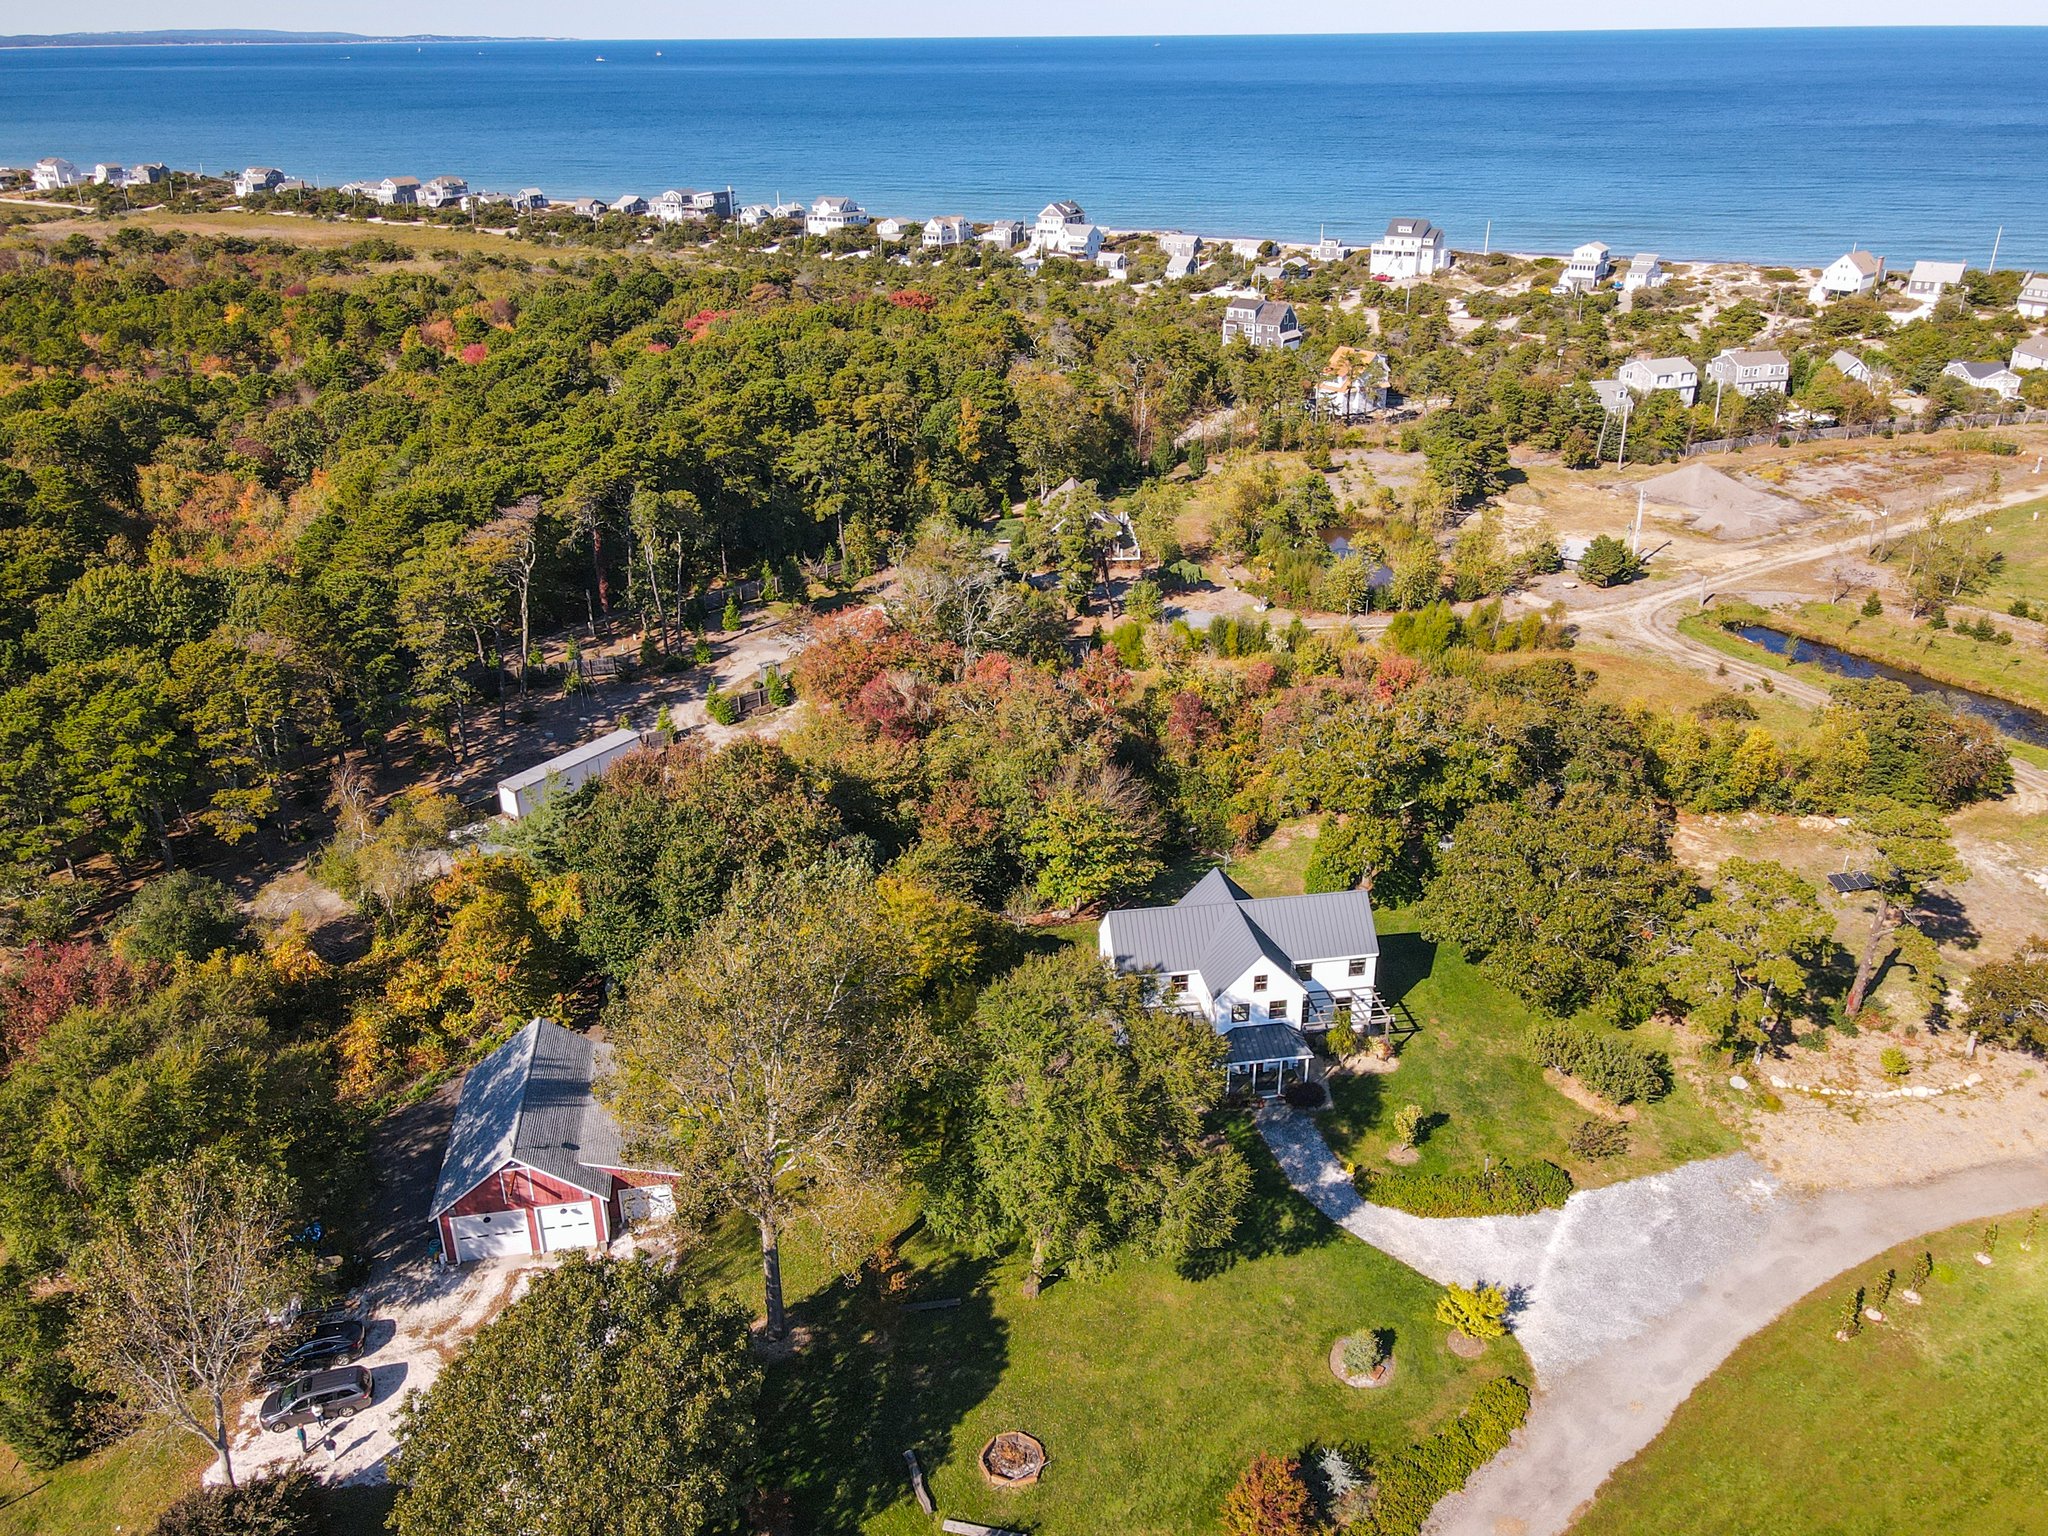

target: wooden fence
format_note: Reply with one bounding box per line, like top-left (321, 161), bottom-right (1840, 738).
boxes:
top-left (1682, 407), bottom-right (2048, 458)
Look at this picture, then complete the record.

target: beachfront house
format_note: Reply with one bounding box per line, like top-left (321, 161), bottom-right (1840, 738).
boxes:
top-left (1706, 347), bottom-right (1792, 397)
top-left (922, 214), bottom-right (969, 249)
top-left (567, 197), bottom-right (605, 219)
top-left (1369, 217), bottom-right (1452, 281)
top-left (1048, 222), bottom-right (1103, 260)
top-left (981, 218), bottom-right (1027, 251)
top-left (1905, 259), bottom-right (1966, 303)
top-left (1160, 231), bottom-right (1204, 279)
top-left (374, 175), bottom-right (421, 206)
top-left (1222, 297), bottom-right (1303, 350)
top-left (1556, 240), bottom-right (1612, 293)
top-left (91, 163), bottom-right (125, 185)
top-left (1810, 249), bottom-right (1884, 303)
top-left (128, 163), bottom-right (168, 186)
top-left (1943, 360), bottom-right (2023, 401)
top-left (1033, 199), bottom-right (1091, 255)
top-left (233, 166), bottom-right (286, 199)
top-left (509, 188), bottom-right (549, 212)
top-left (2011, 336), bottom-right (2048, 374)
top-left (652, 188), bottom-right (732, 221)
top-left (1314, 235), bottom-right (1355, 262)
top-left (737, 203), bottom-right (773, 226)
top-left (1313, 346), bottom-right (1392, 419)
top-left (428, 1019), bottom-right (678, 1263)
top-left (1827, 348), bottom-right (1881, 386)
top-left (420, 175), bottom-right (469, 209)
top-left (610, 193), bottom-right (650, 216)
top-left (1618, 355), bottom-right (1700, 405)
top-left (1097, 870), bottom-right (1389, 1099)
top-left (2018, 274), bottom-right (2048, 321)
top-left (1621, 254), bottom-right (1667, 291)
top-left (31, 157), bottom-right (80, 190)
top-left (872, 217), bottom-right (910, 242)
top-left (806, 195), bottom-right (869, 236)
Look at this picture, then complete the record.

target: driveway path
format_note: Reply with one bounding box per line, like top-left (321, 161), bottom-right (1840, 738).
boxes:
top-left (1257, 1108), bottom-right (2048, 1535)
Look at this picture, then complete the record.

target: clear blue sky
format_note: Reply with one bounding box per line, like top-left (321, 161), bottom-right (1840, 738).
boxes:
top-left (30, 4), bottom-right (2048, 37)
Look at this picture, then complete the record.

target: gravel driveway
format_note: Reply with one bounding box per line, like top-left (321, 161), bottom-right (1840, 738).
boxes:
top-left (1258, 1107), bottom-right (2048, 1536)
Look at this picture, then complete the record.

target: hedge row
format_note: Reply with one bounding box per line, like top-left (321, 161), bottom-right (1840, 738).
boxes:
top-left (1355, 1376), bottom-right (1532, 1536)
top-left (1358, 1159), bottom-right (1573, 1217)
top-left (1528, 1019), bottom-right (1669, 1105)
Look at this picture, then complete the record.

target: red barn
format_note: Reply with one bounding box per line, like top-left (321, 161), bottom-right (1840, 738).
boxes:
top-left (428, 1019), bottom-right (677, 1264)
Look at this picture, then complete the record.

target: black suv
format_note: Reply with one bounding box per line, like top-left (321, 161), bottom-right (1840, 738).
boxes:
top-left (253, 1318), bottom-right (367, 1387)
top-left (259, 1365), bottom-right (374, 1433)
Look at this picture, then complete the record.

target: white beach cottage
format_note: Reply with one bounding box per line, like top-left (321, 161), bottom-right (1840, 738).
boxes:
top-left (1099, 870), bottom-right (1389, 1098)
top-left (1369, 217), bottom-right (1452, 281)
top-left (1808, 249), bottom-right (1884, 303)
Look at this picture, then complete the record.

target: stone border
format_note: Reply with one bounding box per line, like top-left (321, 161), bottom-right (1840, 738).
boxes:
top-left (1328, 1336), bottom-right (1397, 1389)
top-left (1767, 1072), bottom-right (1981, 1102)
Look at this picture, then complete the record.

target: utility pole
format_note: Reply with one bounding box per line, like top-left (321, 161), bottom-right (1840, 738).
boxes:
top-left (1632, 487), bottom-right (1646, 554)
top-left (1714, 374), bottom-right (1726, 427)
top-left (1483, 219), bottom-right (1491, 256)
top-left (1615, 394), bottom-right (1633, 469)
top-left (1989, 225), bottom-right (2003, 273)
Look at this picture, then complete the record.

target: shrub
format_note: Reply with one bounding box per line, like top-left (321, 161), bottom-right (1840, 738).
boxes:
top-left (1566, 1118), bottom-right (1630, 1159)
top-left (1862, 591), bottom-right (1884, 617)
top-left (1281, 1080), bottom-right (1324, 1109)
top-left (1528, 1020), bottom-right (1669, 1104)
top-left (764, 665), bottom-right (791, 708)
top-left (703, 686), bottom-right (739, 726)
top-left (1436, 1282), bottom-right (1508, 1341)
top-left (114, 871), bottom-right (246, 965)
top-left (1353, 1377), bottom-right (1530, 1536)
top-left (1879, 1045), bottom-right (1909, 1081)
top-left (1360, 1160), bottom-right (1572, 1217)
top-left (1340, 1330), bottom-right (1387, 1375)
top-left (149, 1469), bottom-right (320, 1536)
top-left (1220, 1452), bottom-right (1316, 1536)
top-left (721, 594), bottom-right (743, 631)
top-left (1391, 1103), bottom-right (1423, 1148)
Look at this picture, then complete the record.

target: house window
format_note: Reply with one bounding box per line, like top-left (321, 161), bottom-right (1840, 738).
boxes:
top-left (1294, 963), bottom-right (1311, 981)
top-left (1231, 1002), bottom-right (1250, 1023)
top-left (1168, 973), bottom-right (1189, 997)
top-left (1270, 999), bottom-right (1289, 1021)
top-left (1348, 958), bottom-right (1367, 978)
top-left (1252, 974), bottom-right (1268, 993)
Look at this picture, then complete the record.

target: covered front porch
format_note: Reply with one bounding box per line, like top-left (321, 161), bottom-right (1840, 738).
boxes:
top-left (1222, 1022), bottom-right (1314, 1100)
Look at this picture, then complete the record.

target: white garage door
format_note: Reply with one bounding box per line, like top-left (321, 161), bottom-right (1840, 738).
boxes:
top-left (449, 1211), bottom-right (534, 1264)
top-left (537, 1200), bottom-right (599, 1252)
top-left (619, 1184), bottom-right (676, 1226)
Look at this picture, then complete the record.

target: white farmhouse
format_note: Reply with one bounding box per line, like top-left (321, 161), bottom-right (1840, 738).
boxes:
top-left (2011, 335), bottom-right (2048, 374)
top-left (1099, 870), bottom-right (1388, 1098)
top-left (30, 157), bottom-right (80, 190)
top-left (1555, 240), bottom-right (1612, 293)
top-left (1617, 355), bottom-right (1700, 405)
top-left (1621, 253), bottom-right (1667, 291)
top-left (1904, 259), bottom-right (1966, 302)
top-left (1706, 347), bottom-right (1792, 397)
top-left (1809, 249), bottom-right (1883, 303)
top-left (1369, 217), bottom-right (1451, 281)
top-left (1032, 199), bottom-right (1090, 255)
top-left (1943, 360), bottom-right (2023, 400)
top-left (2018, 274), bottom-right (2048, 321)
top-left (497, 728), bottom-right (648, 820)
top-left (233, 166), bottom-right (286, 199)
top-left (922, 214), bottom-right (968, 249)
top-left (806, 195), bottom-right (869, 236)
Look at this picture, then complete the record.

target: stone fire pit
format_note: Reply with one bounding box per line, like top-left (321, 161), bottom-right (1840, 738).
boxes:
top-left (980, 1430), bottom-right (1047, 1487)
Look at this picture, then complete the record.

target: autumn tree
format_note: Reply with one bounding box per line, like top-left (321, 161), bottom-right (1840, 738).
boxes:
top-left (69, 1157), bottom-right (307, 1488)
top-left (1842, 801), bottom-right (1962, 1017)
top-left (1220, 1453), bottom-right (1316, 1536)
top-left (393, 1255), bottom-right (758, 1536)
top-left (603, 860), bottom-right (918, 1339)
top-left (926, 948), bottom-right (1248, 1296)
top-left (1659, 858), bottom-right (1834, 1052)
top-left (1960, 934), bottom-right (2048, 1051)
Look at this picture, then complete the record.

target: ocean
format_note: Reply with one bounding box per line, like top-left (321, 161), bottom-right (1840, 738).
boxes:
top-left (2, 30), bottom-right (2045, 266)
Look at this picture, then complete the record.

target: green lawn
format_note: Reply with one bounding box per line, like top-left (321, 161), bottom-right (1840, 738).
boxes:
top-left (1317, 906), bottom-right (1738, 1189)
top-left (1572, 1211), bottom-right (2048, 1536)
top-left (752, 1124), bottom-right (1528, 1536)
top-left (0, 1432), bottom-right (209, 1536)
top-left (1980, 495), bottom-right (2048, 610)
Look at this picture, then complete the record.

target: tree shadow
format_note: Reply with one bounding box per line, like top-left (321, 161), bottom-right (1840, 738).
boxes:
top-left (755, 1234), bottom-right (1008, 1533)
top-left (1178, 1117), bottom-right (1340, 1280)
top-left (1375, 932), bottom-right (1436, 1010)
top-left (1911, 891), bottom-right (1979, 952)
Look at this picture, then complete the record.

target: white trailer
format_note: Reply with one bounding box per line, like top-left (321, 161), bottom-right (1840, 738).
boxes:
top-left (495, 727), bottom-right (646, 819)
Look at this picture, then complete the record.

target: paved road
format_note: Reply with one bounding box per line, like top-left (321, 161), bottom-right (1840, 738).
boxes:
top-left (1258, 1108), bottom-right (2048, 1536)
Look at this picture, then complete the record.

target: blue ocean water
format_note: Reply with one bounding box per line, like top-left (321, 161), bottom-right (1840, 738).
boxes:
top-left (2, 30), bottom-right (2044, 265)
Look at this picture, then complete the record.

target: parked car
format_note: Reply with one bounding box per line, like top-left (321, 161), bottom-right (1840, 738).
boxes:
top-left (258, 1365), bottom-right (374, 1433)
top-left (253, 1318), bottom-right (366, 1387)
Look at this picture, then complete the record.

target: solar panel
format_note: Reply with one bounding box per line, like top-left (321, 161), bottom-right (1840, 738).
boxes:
top-left (1827, 872), bottom-right (1878, 894)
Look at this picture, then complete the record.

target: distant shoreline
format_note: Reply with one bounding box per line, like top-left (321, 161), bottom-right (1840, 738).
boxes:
top-left (0, 33), bottom-right (558, 51)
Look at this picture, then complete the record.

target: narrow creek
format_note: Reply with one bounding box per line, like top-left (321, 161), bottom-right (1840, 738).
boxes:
top-left (1729, 623), bottom-right (2048, 748)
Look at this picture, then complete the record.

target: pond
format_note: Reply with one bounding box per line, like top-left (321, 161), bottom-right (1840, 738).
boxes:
top-left (1729, 624), bottom-right (2048, 748)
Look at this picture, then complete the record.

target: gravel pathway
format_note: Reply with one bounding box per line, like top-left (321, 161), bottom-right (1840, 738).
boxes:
top-left (1257, 1107), bottom-right (2048, 1536)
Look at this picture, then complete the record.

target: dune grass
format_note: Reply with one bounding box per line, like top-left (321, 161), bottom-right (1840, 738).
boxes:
top-left (1573, 1210), bottom-right (2048, 1536)
top-left (752, 1123), bottom-right (1528, 1536)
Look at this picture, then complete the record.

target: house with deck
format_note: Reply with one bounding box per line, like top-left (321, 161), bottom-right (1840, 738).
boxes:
top-left (1555, 241), bottom-right (1612, 293)
top-left (1222, 297), bottom-right (1303, 349)
top-left (233, 166), bottom-right (286, 199)
top-left (1032, 199), bottom-right (1090, 254)
top-left (421, 176), bottom-right (470, 210)
top-left (428, 1020), bottom-right (677, 1264)
top-left (1943, 359), bottom-right (2023, 401)
top-left (1706, 347), bottom-right (1791, 397)
top-left (922, 214), bottom-right (969, 249)
top-left (1809, 249), bottom-right (1883, 303)
top-left (1618, 355), bottom-right (1700, 405)
top-left (1099, 870), bottom-right (1388, 1098)
top-left (806, 195), bottom-right (869, 236)
top-left (31, 157), bottom-right (80, 190)
top-left (1904, 259), bottom-right (1966, 303)
top-left (2020, 274), bottom-right (2048, 321)
top-left (1621, 254), bottom-right (1667, 291)
top-left (1369, 217), bottom-right (1451, 281)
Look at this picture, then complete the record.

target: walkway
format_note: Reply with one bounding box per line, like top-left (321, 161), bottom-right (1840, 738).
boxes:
top-left (1257, 1107), bottom-right (2048, 1536)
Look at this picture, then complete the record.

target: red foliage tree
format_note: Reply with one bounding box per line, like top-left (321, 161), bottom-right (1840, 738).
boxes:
top-left (0, 941), bottom-right (148, 1068)
top-left (1219, 1453), bottom-right (1316, 1536)
top-left (887, 289), bottom-right (936, 311)
top-left (1164, 689), bottom-right (1219, 756)
top-left (459, 342), bottom-right (489, 365)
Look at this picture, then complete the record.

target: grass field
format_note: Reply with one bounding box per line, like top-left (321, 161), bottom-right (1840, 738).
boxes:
top-left (0, 1432), bottom-right (209, 1536)
top-left (1559, 644), bottom-right (1817, 741)
top-left (1572, 1210), bottom-right (2048, 1536)
top-left (1980, 494), bottom-right (2048, 610)
top-left (753, 1124), bottom-right (1528, 1536)
top-left (14, 206), bottom-right (543, 260)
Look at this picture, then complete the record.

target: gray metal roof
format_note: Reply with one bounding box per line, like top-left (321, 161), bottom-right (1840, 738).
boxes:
top-left (1101, 875), bottom-right (1378, 993)
top-left (428, 1020), bottom-right (635, 1218)
top-left (497, 727), bottom-right (643, 794)
top-left (1382, 216), bottom-right (1440, 240)
top-left (1222, 1023), bottom-right (1311, 1066)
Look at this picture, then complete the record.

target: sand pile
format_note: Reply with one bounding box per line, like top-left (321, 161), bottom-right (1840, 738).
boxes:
top-left (1633, 462), bottom-right (1807, 539)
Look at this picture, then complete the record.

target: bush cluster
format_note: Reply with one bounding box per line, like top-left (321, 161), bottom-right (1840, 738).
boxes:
top-left (1359, 1160), bottom-right (1572, 1217)
top-left (1351, 1377), bottom-right (1531, 1536)
top-left (1528, 1020), bottom-right (1669, 1105)
top-left (1566, 1118), bottom-right (1630, 1160)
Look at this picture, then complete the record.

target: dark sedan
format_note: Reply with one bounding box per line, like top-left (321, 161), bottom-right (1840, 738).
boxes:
top-left (253, 1318), bottom-right (366, 1387)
